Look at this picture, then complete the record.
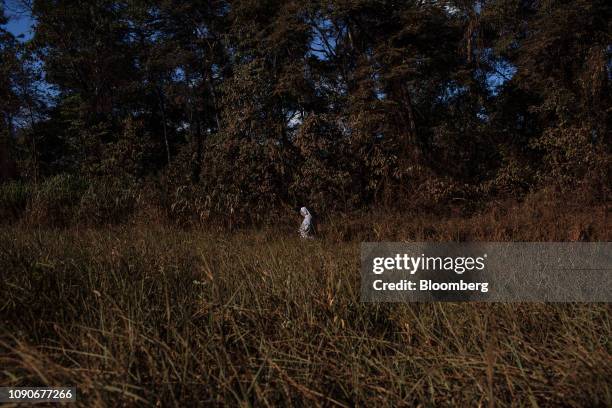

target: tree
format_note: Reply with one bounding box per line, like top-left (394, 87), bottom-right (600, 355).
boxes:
top-left (485, 0), bottom-right (611, 194)
top-left (0, 4), bottom-right (19, 181)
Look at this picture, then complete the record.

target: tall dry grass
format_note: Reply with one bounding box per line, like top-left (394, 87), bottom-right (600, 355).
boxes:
top-left (0, 202), bottom-right (610, 406)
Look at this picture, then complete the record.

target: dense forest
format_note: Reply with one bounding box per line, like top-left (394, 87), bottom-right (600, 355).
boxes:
top-left (1, 2), bottom-right (611, 405)
top-left (1, 0), bottom-right (610, 225)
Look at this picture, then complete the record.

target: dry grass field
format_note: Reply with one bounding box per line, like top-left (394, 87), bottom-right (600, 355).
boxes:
top-left (1, 200), bottom-right (610, 406)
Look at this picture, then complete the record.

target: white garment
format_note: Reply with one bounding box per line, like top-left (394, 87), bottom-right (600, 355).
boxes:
top-left (299, 207), bottom-right (314, 239)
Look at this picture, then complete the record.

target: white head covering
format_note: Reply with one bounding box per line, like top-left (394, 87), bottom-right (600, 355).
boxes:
top-left (299, 206), bottom-right (314, 239)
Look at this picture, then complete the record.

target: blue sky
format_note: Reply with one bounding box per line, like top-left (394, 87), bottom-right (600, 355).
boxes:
top-left (3, 3), bottom-right (34, 41)
top-left (5, 16), bottom-right (33, 40)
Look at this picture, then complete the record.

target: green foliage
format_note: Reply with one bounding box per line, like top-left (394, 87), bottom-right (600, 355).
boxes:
top-left (99, 117), bottom-right (160, 180)
top-left (1, 0), bottom-right (609, 222)
top-left (27, 174), bottom-right (88, 225)
top-left (531, 125), bottom-right (610, 199)
top-left (0, 180), bottom-right (31, 220)
top-left (289, 115), bottom-right (358, 211)
top-left (76, 178), bottom-right (141, 224)
top-left (0, 174), bottom-right (142, 226)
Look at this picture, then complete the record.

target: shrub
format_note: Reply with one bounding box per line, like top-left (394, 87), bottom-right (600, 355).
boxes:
top-left (0, 181), bottom-right (32, 221)
top-left (75, 178), bottom-right (142, 225)
top-left (26, 174), bottom-right (88, 226)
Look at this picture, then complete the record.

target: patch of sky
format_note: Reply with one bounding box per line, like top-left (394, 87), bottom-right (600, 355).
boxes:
top-left (438, 82), bottom-right (468, 104)
top-left (211, 64), bottom-right (222, 80)
top-left (286, 110), bottom-right (302, 130)
top-left (3, 2), bottom-right (34, 42)
top-left (476, 106), bottom-right (489, 122)
top-left (2, 3), bottom-right (59, 108)
top-left (308, 17), bottom-right (339, 61)
top-left (441, 0), bottom-right (482, 16)
top-left (476, 48), bottom-right (517, 95)
top-left (486, 59), bottom-right (516, 95)
top-left (172, 67), bottom-right (186, 82)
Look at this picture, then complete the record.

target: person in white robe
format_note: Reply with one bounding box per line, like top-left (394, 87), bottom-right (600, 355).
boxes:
top-left (299, 207), bottom-right (314, 239)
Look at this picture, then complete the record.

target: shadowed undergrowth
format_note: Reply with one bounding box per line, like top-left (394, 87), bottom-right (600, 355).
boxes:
top-left (0, 207), bottom-right (610, 406)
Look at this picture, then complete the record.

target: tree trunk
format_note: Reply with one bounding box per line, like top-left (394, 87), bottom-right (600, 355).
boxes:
top-left (156, 83), bottom-right (171, 166)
